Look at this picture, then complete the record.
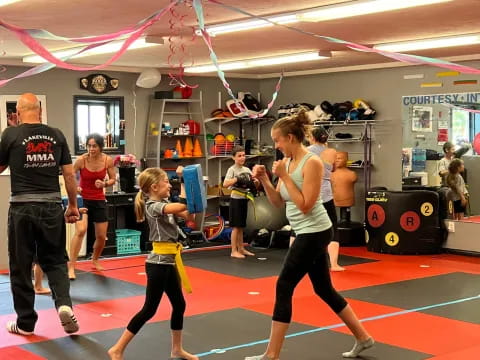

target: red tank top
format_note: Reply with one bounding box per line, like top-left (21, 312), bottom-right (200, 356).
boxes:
top-left (79, 156), bottom-right (107, 200)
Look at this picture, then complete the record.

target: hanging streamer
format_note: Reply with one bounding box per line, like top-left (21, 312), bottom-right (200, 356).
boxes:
top-left (192, 0), bottom-right (282, 118)
top-left (0, 0), bottom-right (178, 82)
top-left (0, 6), bottom-right (172, 44)
top-left (0, 35), bottom-right (140, 87)
top-left (207, 0), bottom-right (480, 75)
top-left (167, 2), bottom-right (198, 88)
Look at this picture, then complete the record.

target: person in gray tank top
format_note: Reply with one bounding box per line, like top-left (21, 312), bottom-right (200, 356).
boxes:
top-left (246, 110), bottom-right (373, 360)
top-left (307, 126), bottom-right (345, 271)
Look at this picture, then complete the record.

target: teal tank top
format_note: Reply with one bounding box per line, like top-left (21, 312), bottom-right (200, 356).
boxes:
top-left (279, 152), bottom-right (332, 235)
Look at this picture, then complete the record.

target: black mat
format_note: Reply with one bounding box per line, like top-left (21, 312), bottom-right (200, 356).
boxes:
top-left (217, 329), bottom-right (430, 360)
top-left (21, 308), bottom-right (430, 360)
top-left (182, 248), bottom-right (376, 279)
top-left (421, 298), bottom-right (480, 324)
top-left (341, 272), bottom-right (480, 310)
top-left (0, 272), bottom-right (145, 315)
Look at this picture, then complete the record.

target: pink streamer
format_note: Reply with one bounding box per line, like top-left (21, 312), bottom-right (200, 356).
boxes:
top-left (2, 1), bottom-right (177, 71)
top-left (207, 0), bottom-right (480, 75)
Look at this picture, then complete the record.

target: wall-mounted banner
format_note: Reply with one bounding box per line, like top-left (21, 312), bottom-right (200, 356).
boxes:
top-left (80, 74), bottom-right (119, 94)
top-left (436, 71), bottom-right (459, 77)
top-left (453, 80), bottom-right (478, 86)
top-left (420, 82), bottom-right (442, 88)
top-left (403, 92), bottom-right (480, 106)
top-left (403, 74), bottom-right (424, 80)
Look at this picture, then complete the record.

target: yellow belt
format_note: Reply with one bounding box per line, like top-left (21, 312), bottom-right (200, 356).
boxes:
top-left (152, 242), bottom-right (192, 293)
top-left (231, 189), bottom-right (256, 220)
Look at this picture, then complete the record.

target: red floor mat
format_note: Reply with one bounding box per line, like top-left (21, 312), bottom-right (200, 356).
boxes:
top-left (333, 311), bottom-right (480, 355)
top-left (0, 346), bottom-right (46, 359)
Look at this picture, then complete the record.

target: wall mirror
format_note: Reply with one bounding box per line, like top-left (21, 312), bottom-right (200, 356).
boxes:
top-left (0, 95), bottom-right (48, 131)
top-left (74, 95), bottom-right (125, 155)
top-left (401, 91), bottom-right (480, 219)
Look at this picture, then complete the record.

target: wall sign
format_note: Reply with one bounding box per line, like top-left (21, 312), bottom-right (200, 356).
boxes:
top-left (79, 74), bottom-right (119, 94)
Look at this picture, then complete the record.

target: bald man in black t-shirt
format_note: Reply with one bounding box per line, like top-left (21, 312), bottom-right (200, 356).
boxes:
top-left (0, 93), bottom-right (80, 336)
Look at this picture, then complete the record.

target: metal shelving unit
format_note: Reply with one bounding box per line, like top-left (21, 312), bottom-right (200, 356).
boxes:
top-left (144, 96), bottom-right (207, 175)
top-left (314, 120), bottom-right (375, 195)
top-left (205, 116), bottom-right (275, 185)
top-left (144, 96), bottom-right (209, 238)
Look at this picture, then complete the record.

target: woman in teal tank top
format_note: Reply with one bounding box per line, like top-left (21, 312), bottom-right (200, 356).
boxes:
top-left (246, 111), bottom-right (373, 360)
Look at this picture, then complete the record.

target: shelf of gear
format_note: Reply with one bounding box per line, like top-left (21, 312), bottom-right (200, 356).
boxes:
top-left (144, 96), bottom-right (207, 173)
top-left (204, 115), bottom-right (275, 185)
top-left (144, 95), bottom-right (210, 240)
top-left (314, 120), bottom-right (375, 195)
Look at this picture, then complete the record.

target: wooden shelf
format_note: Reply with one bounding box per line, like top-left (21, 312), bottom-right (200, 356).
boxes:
top-left (162, 111), bottom-right (202, 115)
top-left (147, 134), bottom-right (204, 137)
top-left (154, 98), bottom-right (201, 103)
top-left (328, 138), bottom-right (365, 143)
top-left (207, 154), bottom-right (274, 160)
top-left (159, 157), bottom-right (205, 160)
top-left (314, 120), bottom-right (376, 126)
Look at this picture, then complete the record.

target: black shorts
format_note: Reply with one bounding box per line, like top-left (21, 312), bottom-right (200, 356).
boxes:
top-left (83, 199), bottom-right (108, 223)
top-left (453, 200), bottom-right (466, 214)
top-left (229, 198), bottom-right (248, 228)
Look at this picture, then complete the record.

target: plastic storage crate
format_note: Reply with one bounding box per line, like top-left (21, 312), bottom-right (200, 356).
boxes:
top-left (115, 229), bottom-right (141, 255)
top-left (207, 139), bottom-right (241, 156)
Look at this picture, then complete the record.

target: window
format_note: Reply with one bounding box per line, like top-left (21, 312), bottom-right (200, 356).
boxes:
top-left (451, 108), bottom-right (470, 147)
top-left (74, 96), bottom-right (124, 155)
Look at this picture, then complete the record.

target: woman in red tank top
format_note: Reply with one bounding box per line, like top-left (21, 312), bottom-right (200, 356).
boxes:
top-left (68, 134), bottom-right (116, 280)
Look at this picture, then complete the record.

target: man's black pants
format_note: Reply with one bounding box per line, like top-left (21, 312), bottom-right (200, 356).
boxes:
top-left (8, 202), bottom-right (72, 332)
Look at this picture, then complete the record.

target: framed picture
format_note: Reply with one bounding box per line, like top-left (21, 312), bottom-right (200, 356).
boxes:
top-left (0, 95), bottom-right (48, 132)
top-left (411, 105), bottom-right (432, 132)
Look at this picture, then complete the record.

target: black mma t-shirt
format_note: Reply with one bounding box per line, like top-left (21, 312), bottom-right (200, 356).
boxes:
top-left (0, 124), bottom-right (72, 196)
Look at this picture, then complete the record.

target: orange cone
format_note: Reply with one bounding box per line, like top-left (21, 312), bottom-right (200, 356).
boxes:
top-left (184, 137), bottom-right (193, 157)
top-left (193, 138), bottom-right (203, 157)
top-left (175, 139), bottom-right (184, 157)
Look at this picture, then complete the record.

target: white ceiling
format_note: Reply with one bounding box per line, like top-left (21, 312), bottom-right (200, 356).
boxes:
top-left (1, 0), bottom-right (480, 77)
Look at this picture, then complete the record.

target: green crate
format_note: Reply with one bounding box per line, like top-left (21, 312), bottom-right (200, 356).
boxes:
top-left (115, 229), bottom-right (141, 255)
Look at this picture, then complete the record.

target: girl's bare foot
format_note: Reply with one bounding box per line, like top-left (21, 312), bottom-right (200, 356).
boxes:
top-left (92, 260), bottom-right (104, 271)
top-left (107, 347), bottom-right (123, 360)
top-left (68, 266), bottom-right (76, 280)
top-left (171, 349), bottom-right (199, 360)
top-left (34, 286), bottom-right (51, 295)
top-left (231, 251), bottom-right (246, 259)
top-left (331, 266), bottom-right (346, 272)
top-left (241, 249), bottom-right (255, 256)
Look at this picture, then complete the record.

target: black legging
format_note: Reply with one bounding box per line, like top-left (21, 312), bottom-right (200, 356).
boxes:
top-left (127, 262), bottom-right (186, 334)
top-left (322, 199), bottom-right (338, 233)
top-left (273, 228), bottom-right (347, 323)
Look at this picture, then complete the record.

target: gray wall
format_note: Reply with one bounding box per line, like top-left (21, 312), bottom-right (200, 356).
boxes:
top-left (1, 61), bottom-right (480, 268)
top-left (0, 67), bottom-right (259, 159)
top-left (0, 67), bottom-right (259, 270)
top-left (259, 60), bottom-right (480, 220)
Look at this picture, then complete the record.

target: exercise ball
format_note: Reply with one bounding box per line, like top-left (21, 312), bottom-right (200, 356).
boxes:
top-left (245, 196), bottom-right (288, 236)
top-left (136, 68), bottom-right (161, 88)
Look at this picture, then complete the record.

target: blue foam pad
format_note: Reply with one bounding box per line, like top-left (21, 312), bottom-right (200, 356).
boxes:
top-left (61, 195), bottom-right (84, 208)
top-left (183, 164), bottom-right (206, 213)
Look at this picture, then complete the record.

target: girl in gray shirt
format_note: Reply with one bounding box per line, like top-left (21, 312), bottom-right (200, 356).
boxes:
top-left (108, 167), bottom-right (198, 360)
